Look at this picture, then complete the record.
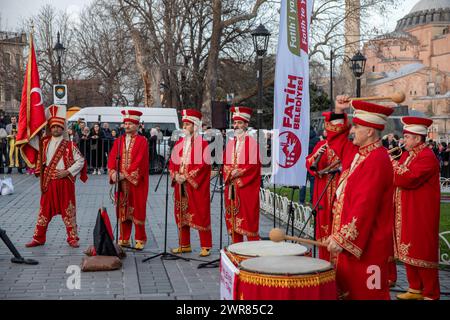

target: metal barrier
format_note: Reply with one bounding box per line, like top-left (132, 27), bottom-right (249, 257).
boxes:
top-left (259, 187), bottom-right (314, 238)
top-left (439, 231), bottom-right (450, 266)
top-left (441, 177), bottom-right (450, 193)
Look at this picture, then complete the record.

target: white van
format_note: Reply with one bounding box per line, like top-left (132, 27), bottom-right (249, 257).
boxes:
top-left (68, 106), bottom-right (180, 135)
top-left (68, 106), bottom-right (181, 173)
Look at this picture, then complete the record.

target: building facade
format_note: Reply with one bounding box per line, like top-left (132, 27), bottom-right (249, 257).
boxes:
top-left (362, 0), bottom-right (450, 141)
top-left (0, 32), bottom-right (27, 115)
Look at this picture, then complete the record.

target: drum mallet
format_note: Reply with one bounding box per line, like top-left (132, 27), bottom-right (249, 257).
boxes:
top-left (269, 228), bottom-right (327, 248)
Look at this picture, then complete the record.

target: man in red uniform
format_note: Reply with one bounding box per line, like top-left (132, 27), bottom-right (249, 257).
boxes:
top-left (324, 95), bottom-right (394, 300)
top-left (108, 110), bottom-right (149, 250)
top-left (169, 109), bottom-right (212, 257)
top-left (393, 117), bottom-right (440, 300)
top-left (223, 107), bottom-right (261, 243)
top-left (305, 129), bottom-right (340, 261)
top-left (26, 105), bottom-right (87, 248)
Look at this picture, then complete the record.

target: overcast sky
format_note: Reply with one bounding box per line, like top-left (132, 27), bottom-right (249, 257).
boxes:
top-left (0, 0), bottom-right (93, 31)
top-left (0, 0), bottom-right (419, 34)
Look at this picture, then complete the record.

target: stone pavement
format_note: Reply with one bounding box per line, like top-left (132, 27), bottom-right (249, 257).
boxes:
top-left (0, 173), bottom-right (449, 300)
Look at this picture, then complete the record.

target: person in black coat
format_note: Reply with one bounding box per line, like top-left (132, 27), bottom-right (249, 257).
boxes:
top-left (79, 126), bottom-right (91, 170)
top-left (89, 123), bottom-right (105, 174)
top-left (439, 142), bottom-right (449, 178)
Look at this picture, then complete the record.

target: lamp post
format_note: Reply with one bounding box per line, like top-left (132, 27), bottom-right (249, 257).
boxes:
top-left (53, 31), bottom-right (66, 84)
top-left (251, 24), bottom-right (270, 143)
top-left (329, 49), bottom-right (334, 111)
top-left (350, 51), bottom-right (366, 98)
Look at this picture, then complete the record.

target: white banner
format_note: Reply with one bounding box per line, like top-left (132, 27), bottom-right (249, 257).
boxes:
top-left (219, 250), bottom-right (239, 300)
top-left (271, 0), bottom-right (313, 187)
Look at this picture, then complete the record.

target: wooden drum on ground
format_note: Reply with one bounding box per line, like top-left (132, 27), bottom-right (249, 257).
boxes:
top-left (237, 256), bottom-right (337, 300)
top-left (225, 240), bottom-right (308, 265)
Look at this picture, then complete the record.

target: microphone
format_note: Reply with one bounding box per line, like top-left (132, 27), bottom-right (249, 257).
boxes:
top-left (310, 145), bottom-right (327, 171)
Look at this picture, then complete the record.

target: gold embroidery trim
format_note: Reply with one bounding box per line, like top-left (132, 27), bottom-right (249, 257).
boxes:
top-left (185, 168), bottom-right (200, 189)
top-left (239, 269), bottom-right (336, 288)
top-left (358, 139), bottom-right (382, 156)
top-left (394, 187), bottom-right (438, 268)
top-left (63, 201), bottom-right (78, 239)
top-left (339, 217), bottom-right (359, 241)
top-left (325, 121), bottom-right (349, 133)
top-left (333, 233), bottom-right (363, 259)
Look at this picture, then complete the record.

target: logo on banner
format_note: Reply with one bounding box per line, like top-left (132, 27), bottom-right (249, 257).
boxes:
top-left (278, 131), bottom-right (301, 168)
top-left (287, 0), bottom-right (308, 56)
top-left (53, 84), bottom-right (67, 105)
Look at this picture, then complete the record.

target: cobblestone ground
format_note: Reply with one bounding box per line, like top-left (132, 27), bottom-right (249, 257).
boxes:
top-left (0, 173), bottom-right (448, 300)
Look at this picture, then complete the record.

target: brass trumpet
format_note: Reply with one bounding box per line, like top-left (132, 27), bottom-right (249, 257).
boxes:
top-left (388, 145), bottom-right (404, 160)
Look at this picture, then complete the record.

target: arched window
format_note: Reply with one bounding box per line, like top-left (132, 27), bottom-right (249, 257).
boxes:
top-left (2, 52), bottom-right (11, 66)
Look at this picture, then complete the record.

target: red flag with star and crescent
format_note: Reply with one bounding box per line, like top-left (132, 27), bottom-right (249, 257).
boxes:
top-left (16, 33), bottom-right (47, 168)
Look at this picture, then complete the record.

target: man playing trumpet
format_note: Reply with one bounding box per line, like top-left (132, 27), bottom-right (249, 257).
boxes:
top-left (305, 129), bottom-right (340, 261)
top-left (323, 95), bottom-right (395, 299)
top-left (393, 117), bottom-right (440, 300)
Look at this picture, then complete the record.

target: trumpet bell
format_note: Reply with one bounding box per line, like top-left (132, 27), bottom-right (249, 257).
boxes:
top-left (388, 146), bottom-right (403, 160)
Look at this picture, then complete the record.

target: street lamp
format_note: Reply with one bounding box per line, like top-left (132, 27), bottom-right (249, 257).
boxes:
top-left (251, 24), bottom-right (270, 142)
top-left (53, 31), bottom-right (66, 84)
top-left (350, 51), bottom-right (366, 98)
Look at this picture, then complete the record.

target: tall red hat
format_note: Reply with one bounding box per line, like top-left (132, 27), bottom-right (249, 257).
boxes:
top-left (121, 109), bottom-right (143, 124)
top-left (350, 100), bottom-right (394, 130)
top-left (45, 105), bottom-right (66, 129)
top-left (231, 106), bottom-right (252, 122)
top-left (401, 116), bottom-right (433, 136)
top-left (181, 109), bottom-right (202, 126)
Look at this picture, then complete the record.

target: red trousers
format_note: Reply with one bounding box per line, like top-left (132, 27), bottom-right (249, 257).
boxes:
top-left (120, 220), bottom-right (147, 243)
top-left (405, 264), bottom-right (440, 300)
top-left (336, 254), bottom-right (390, 300)
top-left (231, 232), bottom-right (260, 244)
top-left (179, 226), bottom-right (212, 248)
top-left (32, 179), bottom-right (79, 244)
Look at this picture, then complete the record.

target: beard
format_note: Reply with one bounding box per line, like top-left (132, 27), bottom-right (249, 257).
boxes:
top-left (234, 128), bottom-right (245, 136)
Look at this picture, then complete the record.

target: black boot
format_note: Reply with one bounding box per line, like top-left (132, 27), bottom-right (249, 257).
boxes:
top-left (7, 167), bottom-right (12, 174)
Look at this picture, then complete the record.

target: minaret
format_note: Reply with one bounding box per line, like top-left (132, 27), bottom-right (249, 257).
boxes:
top-left (341, 0), bottom-right (361, 96)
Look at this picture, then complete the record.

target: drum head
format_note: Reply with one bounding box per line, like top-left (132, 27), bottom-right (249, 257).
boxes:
top-left (240, 256), bottom-right (332, 275)
top-left (227, 240), bottom-right (307, 257)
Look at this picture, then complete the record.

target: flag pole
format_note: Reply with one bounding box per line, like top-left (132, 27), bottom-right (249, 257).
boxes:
top-left (26, 28), bottom-right (33, 140)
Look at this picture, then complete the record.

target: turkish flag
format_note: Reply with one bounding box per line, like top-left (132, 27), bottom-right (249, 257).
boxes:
top-left (16, 34), bottom-right (47, 168)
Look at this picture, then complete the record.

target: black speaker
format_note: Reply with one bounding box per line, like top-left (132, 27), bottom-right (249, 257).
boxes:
top-left (211, 101), bottom-right (228, 129)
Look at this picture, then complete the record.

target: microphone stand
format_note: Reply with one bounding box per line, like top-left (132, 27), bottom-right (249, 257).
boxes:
top-left (143, 136), bottom-right (190, 263)
top-left (0, 227), bottom-right (38, 265)
top-left (297, 169), bottom-right (339, 257)
top-left (284, 186), bottom-right (300, 237)
top-left (198, 131), bottom-right (226, 269)
top-left (114, 132), bottom-right (122, 244)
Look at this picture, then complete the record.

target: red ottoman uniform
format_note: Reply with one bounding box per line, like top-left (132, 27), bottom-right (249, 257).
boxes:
top-left (393, 117), bottom-right (441, 300)
top-left (324, 100), bottom-right (395, 300)
top-left (224, 107), bottom-right (261, 243)
top-left (107, 110), bottom-right (149, 247)
top-left (27, 105), bottom-right (87, 247)
top-left (306, 139), bottom-right (340, 261)
top-left (169, 109), bottom-right (212, 252)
